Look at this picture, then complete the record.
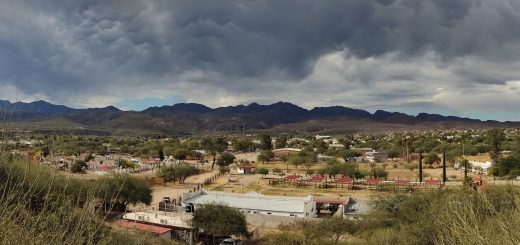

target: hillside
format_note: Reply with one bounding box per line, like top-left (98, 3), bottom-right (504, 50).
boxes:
top-left (1, 100), bottom-right (518, 135)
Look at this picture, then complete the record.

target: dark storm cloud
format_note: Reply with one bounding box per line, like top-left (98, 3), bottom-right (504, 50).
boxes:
top-left (1, 0), bottom-right (520, 119)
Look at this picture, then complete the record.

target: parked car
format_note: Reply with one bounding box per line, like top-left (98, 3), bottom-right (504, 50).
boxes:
top-left (219, 238), bottom-right (242, 245)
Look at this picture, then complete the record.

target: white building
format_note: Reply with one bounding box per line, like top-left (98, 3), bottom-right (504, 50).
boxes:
top-left (182, 190), bottom-right (317, 218)
top-left (468, 161), bottom-right (493, 174)
top-left (123, 211), bottom-right (192, 229)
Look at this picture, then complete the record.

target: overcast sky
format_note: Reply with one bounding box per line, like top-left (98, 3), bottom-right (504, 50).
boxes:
top-left (1, 0), bottom-right (520, 120)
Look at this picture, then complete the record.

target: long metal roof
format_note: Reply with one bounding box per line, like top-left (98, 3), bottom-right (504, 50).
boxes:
top-left (183, 191), bottom-right (312, 213)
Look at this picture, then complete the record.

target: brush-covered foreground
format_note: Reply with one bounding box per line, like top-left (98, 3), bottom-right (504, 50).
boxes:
top-left (0, 153), bottom-right (179, 244)
top-left (263, 185), bottom-right (520, 245)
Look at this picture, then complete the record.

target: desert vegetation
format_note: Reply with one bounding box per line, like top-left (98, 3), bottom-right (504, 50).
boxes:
top-left (263, 185), bottom-right (520, 245)
top-left (0, 153), bottom-right (159, 244)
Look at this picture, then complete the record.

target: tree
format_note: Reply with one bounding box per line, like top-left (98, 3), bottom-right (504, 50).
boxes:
top-left (233, 139), bottom-right (256, 152)
top-left (289, 156), bottom-right (305, 169)
top-left (190, 203), bottom-right (248, 240)
top-left (201, 137), bottom-right (228, 170)
top-left (157, 165), bottom-right (176, 184)
top-left (487, 128), bottom-right (505, 163)
top-left (157, 163), bottom-right (200, 184)
top-left (216, 152), bottom-right (235, 167)
top-left (257, 167), bottom-right (269, 178)
top-left (158, 149), bottom-right (165, 161)
top-left (491, 152), bottom-right (520, 177)
top-left (275, 135), bottom-right (288, 149)
top-left (257, 150), bottom-right (274, 164)
top-left (273, 167), bottom-right (283, 175)
top-left (218, 166), bottom-right (230, 174)
top-left (116, 159), bottom-right (137, 169)
top-left (313, 139), bottom-right (329, 154)
top-left (338, 136), bottom-right (353, 148)
top-left (387, 148), bottom-right (400, 159)
top-left (374, 167), bottom-right (389, 179)
top-left (71, 160), bottom-right (87, 173)
top-left (326, 158), bottom-right (340, 165)
top-left (446, 149), bottom-right (461, 166)
top-left (98, 174), bottom-right (152, 212)
top-left (339, 163), bottom-right (363, 178)
top-left (42, 146), bottom-right (50, 158)
top-left (260, 134), bottom-right (273, 150)
top-left (172, 148), bottom-right (189, 160)
top-left (424, 152), bottom-right (440, 168)
top-left (343, 149), bottom-right (363, 161)
top-left (459, 159), bottom-right (471, 184)
top-left (325, 163), bottom-right (341, 178)
top-left (317, 168), bottom-right (328, 177)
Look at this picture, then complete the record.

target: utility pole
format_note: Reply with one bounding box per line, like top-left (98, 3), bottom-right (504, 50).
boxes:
top-left (419, 151), bottom-right (423, 183)
top-left (442, 147), bottom-right (447, 183)
top-left (405, 139), bottom-right (409, 162)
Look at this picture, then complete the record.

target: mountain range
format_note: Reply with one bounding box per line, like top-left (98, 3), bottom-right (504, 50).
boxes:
top-left (0, 100), bottom-right (516, 135)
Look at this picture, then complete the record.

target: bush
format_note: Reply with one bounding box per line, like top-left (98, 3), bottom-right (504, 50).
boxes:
top-left (365, 185), bottom-right (520, 244)
top-left (71, 160), bottom-right (86, 173)
top-left (218, 166), bottom-right (230, 174)
top-left (190, 203), bottom-right (248, 238)
top-left (217, 152), bottom-right (236, 167)
top-left (98, 174), bottom-right (152, 212)
top-left (157, 163), bottom-right (200, 184)
top-left (0, 153), bottom-right (157, 243)
top-left (273, 167), bottom-right (282, 175)
top-left (257, 167), bottom-right (269, 177)
top-left (374, 167), bottom-right (388, 179)
top-left (257, 150), bottom-right (274, 164)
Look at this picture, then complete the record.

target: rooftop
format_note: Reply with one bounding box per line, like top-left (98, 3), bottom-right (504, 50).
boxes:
top-left (123, 211), bottom-right (192, 229)
top-left (273, 148), bottom-right (301, 152)
top-left (183, 190), bottom-right (312, 213)
top-left (113, 219), bottom-right (172, 235)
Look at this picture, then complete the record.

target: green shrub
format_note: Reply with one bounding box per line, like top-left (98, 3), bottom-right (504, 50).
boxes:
top-left (71, 160), bottom-right (86, 173)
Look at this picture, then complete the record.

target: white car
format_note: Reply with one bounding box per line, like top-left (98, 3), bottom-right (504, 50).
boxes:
top-left (219, 238), bottom-right (242, 245)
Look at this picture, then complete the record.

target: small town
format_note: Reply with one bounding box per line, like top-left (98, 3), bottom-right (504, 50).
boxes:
top-left (1, 128), bottom-right (519, 244)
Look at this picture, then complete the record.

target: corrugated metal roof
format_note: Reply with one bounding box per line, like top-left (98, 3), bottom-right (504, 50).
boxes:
top-left (184, 191), bottom-right (311, 213)
top-left (113, 219), bottom-right (172, 235)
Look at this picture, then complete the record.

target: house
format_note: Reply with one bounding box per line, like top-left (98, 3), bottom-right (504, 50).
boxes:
top-left (237, 165), bottom-right (256, 174)
top-left (366, 150), bottom-right (388, 163)
top-left (329, 143), bottom-right (346, 149)
top-left (113, 219), bottom-right (172, 240)
top-left (468, 161), bottom-right (492, 174)
top-left (122, 211), bottom-right (194, 243)
top-left (351, 157), bottom-right (364, 163)
top-left (350, 147), bottom-right (374, 153)
top-left (315, 135), bottom-right (331, 140)
top-left (182, 190), bottom-right (317, 218)
top-left (317, 154), bottom-right (334, 163)
top-left (273, 148), bottom-right (301, 157)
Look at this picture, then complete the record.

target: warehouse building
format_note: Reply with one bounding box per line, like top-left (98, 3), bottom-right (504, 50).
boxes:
top-left (182, 190), bottom-right (317, 218)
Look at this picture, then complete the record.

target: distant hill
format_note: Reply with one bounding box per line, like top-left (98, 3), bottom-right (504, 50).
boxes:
top-left (0, 100), bottom-right (75, 120)
top-left (1, 99), bottom-right (518, 135)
